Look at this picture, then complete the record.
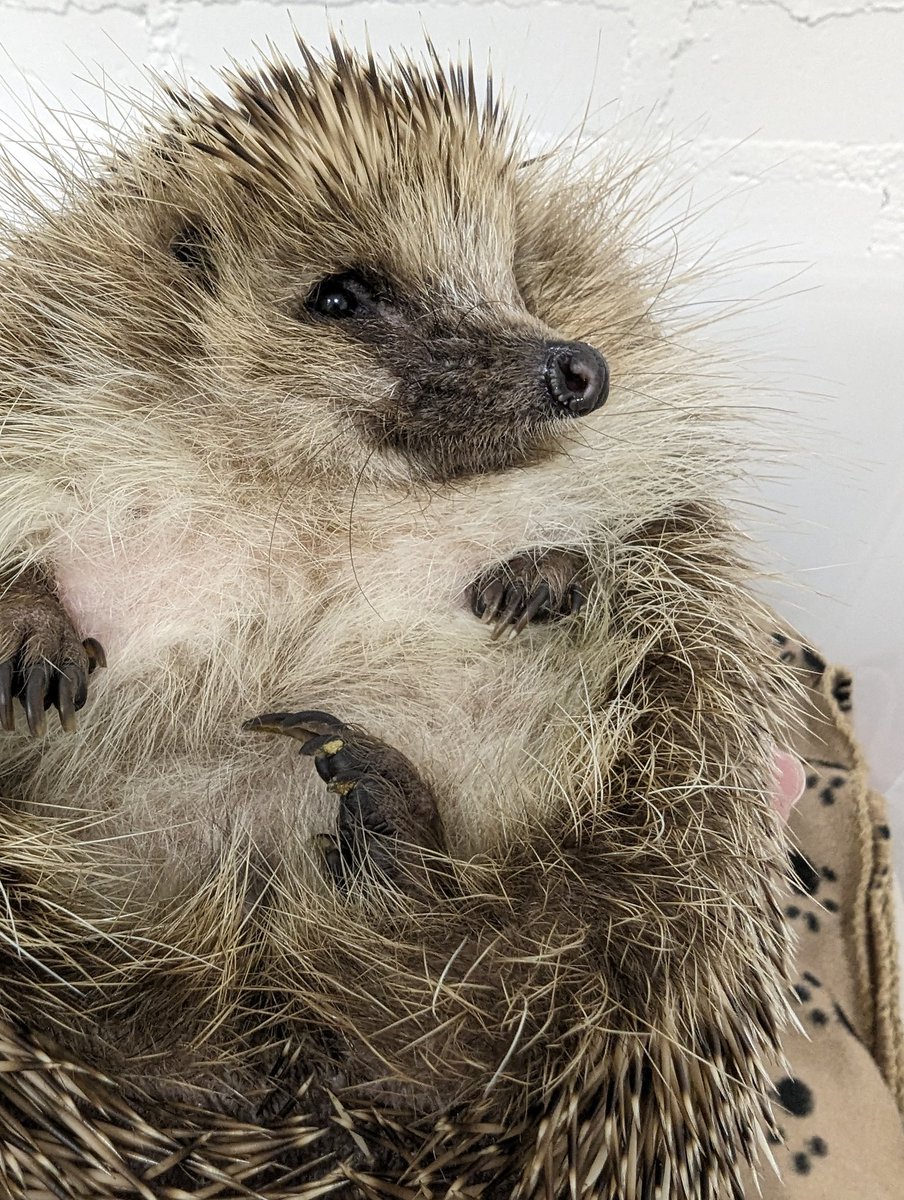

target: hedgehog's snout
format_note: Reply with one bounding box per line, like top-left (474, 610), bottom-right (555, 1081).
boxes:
top-left (544, 342), bottom-right (609, 416)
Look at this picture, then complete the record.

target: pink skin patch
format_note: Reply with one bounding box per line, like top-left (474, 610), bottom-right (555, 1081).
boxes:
top-left (771, 748), bottom-right (807, 824)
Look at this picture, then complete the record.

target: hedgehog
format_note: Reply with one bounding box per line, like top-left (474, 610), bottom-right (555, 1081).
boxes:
top-left (0, 35), bottom-right (796, 1200)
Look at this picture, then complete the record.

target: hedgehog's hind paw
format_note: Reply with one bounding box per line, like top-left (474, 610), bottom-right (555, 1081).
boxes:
top-left (244, 709), bottom-right (448, 896)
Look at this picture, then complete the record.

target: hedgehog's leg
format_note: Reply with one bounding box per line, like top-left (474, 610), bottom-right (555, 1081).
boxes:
top-left (0, 564), bottom-right (106, 736)
top-left (468, 548), bottom-right (588, 642)
top-left (244, 711), bottom-right (448, 894)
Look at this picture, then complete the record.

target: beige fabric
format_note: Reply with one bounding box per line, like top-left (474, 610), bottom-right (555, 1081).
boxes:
top-left (749, 629), bottom-right (904, 1196)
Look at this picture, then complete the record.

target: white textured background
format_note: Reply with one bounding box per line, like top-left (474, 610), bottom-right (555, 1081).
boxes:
top-left (0, 1), bottom-right (901, 873)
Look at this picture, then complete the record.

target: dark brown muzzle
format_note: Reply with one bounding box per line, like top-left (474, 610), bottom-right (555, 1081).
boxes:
top-left (544, 342), bottom-right (610, 416)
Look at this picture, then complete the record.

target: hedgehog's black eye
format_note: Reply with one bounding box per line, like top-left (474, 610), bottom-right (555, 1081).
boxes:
top-left (306, 272), bottom-right (372, 319)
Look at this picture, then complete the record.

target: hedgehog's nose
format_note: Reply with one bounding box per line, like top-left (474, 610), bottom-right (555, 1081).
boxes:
top-left (544, 342), bottom-right (610, 416)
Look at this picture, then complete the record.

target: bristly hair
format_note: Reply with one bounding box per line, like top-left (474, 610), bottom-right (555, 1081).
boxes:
top-left (160, 34), bottom-right (513, 206)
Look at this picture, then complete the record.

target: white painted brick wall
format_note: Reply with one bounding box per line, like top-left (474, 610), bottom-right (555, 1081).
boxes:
top-left (0, 1), bottom-right (902, 867)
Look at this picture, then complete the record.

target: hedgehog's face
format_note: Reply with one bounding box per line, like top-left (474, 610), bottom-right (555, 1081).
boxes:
top-left (207, 183), bottom-right (613, 487)
top-left (276, 260), bottom-right (610, 485)
top-left (164, 50), bottom-right (617, 487)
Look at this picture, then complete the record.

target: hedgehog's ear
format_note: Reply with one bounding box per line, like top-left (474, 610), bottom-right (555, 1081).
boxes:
top-left (169, 218), bottom-right (218, 295)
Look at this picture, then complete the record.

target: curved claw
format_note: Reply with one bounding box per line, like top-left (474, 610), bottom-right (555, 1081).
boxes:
top-left (242, 712), bottom-right (311, 740)
top-left (490, 582), bottom-right (526, 641)
top-left (83, 638), bottom-right (107, 673)
top-left (24, 663), bottom-right (50, 737)
top-left (243, 709), bottom-right (345, 743)
top-left (57, 669), bottom-right (78, 733)
top-left (509, 583), bottom-right (552, 640)
top-left (475, 578), bottom-right (505, 624)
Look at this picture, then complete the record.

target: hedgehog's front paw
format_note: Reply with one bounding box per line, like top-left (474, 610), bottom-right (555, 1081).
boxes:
top-left (244, 710), bottom-right (447, 894)
top-left (0, 574), bottom-right (106, 736)
top-left (468, 548), bottom-right (587, 641)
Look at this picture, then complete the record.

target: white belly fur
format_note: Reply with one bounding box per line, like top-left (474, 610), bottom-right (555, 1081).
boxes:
top-left (34, 481), bottom-right (595, 880)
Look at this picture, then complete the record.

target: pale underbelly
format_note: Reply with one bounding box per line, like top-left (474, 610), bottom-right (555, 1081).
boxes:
top-left (25, 525), bottom-right (584, 872)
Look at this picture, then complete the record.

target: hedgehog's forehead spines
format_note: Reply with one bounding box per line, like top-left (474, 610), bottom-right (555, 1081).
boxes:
top-left (168, 39), bottom-right (521, 300)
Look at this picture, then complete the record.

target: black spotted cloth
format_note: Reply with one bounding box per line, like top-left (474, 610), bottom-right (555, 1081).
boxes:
top-left (742, 630), bottom-right (904, 1197)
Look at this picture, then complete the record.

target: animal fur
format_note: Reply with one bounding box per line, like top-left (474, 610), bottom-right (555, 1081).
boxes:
top-left (0, 37), bottom-right (795, 1199)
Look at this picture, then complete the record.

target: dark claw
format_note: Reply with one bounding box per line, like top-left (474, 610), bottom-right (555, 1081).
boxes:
top-left (56, 668), bottom-right (78, 733)
top-left (0, 661), bottom-right (13, 732)
top-left (24, 663), bottom-right (50, 737)
top-left (476, 578), bottom-right (505, 624)
top-left (0, 584), bottom-right (104, 736)
top-left (490, 582), bottom-right (526, 640)
top-left (83, 638), bottom-right (107, 673)
top-left (243, 710), bottom-right (345, 744)
top-left (71, 665), bottom-right (89, 711)
top-left (468, 549), bottom-right (589, 643)
top-left (511, 583), bottom-right (552, 638)
top-left (569, 584), bottom-right (586, 613)
top-left (243, 712), bottom-right (288, 731)
top-left (287, 710), bottom-right (343, 731)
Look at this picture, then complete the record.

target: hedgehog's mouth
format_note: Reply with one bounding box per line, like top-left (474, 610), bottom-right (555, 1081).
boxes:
top-left (359, 405), bottom-right (567, 483)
